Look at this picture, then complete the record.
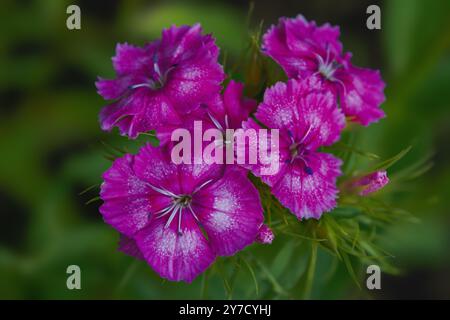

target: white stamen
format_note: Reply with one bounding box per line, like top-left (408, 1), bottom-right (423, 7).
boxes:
top-left (154, 62), bottom-right (162, 79)
top-left (155, 202), bottom-right (177, 219)
top-left (192, 179), bottom-right (213, 194)
top-left (188, 204), bottom-right (200, 223)
top-left (146, 182), bottom-right (179, 198)
top-left (129, 83), bottom-right (153, 90)
top-left (224, 114), bottom-right (230, 129)
top-left (299, 124), bottom-right (313, 144)
top-left (165, 205), bottom-right (181, 229)
top-left (177, 206), bottom-right (183, 234)
top-left (331, 77), bottom-right (347, 97)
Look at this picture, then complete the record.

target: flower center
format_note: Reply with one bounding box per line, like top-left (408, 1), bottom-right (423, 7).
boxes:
top-left (149, 61), bottom-right (176, 89)
top-left (315, 45), bottom-right (341, 81)
top-left (129, 60), bottom-right (177, 91)
top-left (318, 59), bottom-right (338, 80)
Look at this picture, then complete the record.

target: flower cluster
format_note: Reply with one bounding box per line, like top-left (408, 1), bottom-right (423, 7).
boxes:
top-left (97, 16), bottom-right (387, 282)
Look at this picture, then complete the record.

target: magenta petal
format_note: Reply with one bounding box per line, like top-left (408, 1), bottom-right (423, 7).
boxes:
top-left (96, 76), bottom-right (132, 100)
top-left (284, 15), bottom-right (342, 58)
top-left (99, 90), bottom-right (182, 138)
top-left (161, 24), bottom-right (224, 115)
top-left (100, 154), bottom-right (170, 236)
top-left (201, 80), bottom-right (256, 132)
top-left (118, 234), bottom-right (144, 260)
top-left (354, 170), bottom-right (389, 196)
top-left (177, 162), bottom-right (224, 195)
top-left (268, 152), bottom-right (342, 219)
top-left (339, 65), bottom-right (386, 126)
top-left (166, 63), bottom-right (224, 116)
top-left (262, 15), bottom-right (342, 79)
top-left (240, 117), bottom-right (288, 176)
top-left (155, 106), bottom-right (210, 146)
top-left (127, 91), bottom-right (182, 138)
top-left (135, 214), bottom-right (215, 282)
top-left (133, 144), bottom-right (181, 194)
top-left (221, 80), bottom-right (256, 129)
top-left (262, 19), bottom-right (312, 78)
top-left (164, 78), bottom-right (222, 116)
top-left (98, 97), bottom-right (137, 136)
top-left (297, 86), bottom-right (346, 149)
top-left (193, 167), bottom-right (264, 256)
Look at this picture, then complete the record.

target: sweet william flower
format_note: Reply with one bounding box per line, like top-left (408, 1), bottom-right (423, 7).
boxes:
top-left (352, 170), bottom-right (389, 196)
top-left (262, 15), bottom-right (386, 126)
top-left (242, 76), bottom-right (345, 219)
top-left (99, 144), bottom-right (264, 282)
top-left (96, 24), bottom-right (225, 138)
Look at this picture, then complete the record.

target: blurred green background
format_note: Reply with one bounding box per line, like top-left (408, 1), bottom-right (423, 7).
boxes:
top-left (1, 0), bottom-right (449, 299)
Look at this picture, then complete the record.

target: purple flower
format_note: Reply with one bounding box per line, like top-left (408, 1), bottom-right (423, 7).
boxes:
top-left (243, 76), bottom-right (345, 219)
top-left (96, 24), bottom-right (225, 138)
top-left (262, 15), bottom-right (386, 126)
top-left (352, 170), bottom-right (389, 196)
top-left (100, 144), bottom-right (264, 282)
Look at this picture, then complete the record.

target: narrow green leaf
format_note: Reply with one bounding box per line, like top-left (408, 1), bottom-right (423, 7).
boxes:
top-left (251, 255), bottom-right (290, 297)
top-left (303, 241), bottom-right (318, 299)
top-left (341, 251), bottom-right (361, 289)
top-left (371, 146), bottom-right (412, 171)
top-left (200, 269), bottom-right (210, 299)
top-left (241, 256), bottom-right (259, 296)
top-left (78, 183), bottom-right (100, 196)
top-left (85, 196), bottom-right (100, 205)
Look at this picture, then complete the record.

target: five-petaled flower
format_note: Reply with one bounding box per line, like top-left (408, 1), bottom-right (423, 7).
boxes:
top-left (242, 76), bottom-right (345, 219)
top-left (262, 15), bottom-right (386, 126)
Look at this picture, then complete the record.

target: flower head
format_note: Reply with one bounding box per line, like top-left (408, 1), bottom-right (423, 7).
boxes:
top-left (96, 24), bottom-right (225, 138)
top-left (262, 15), bottom-right (385, 126)
top-left (100, 144), bottom-right (264, 282)
top-left (352, 170), bottom-right (389, 196)
top-left (243, 76), bottom-right (345, 219)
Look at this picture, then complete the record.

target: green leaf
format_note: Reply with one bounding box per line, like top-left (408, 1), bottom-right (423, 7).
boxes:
top-left (340, 252), bottom-right (361, 289)
top-left (303, 241), bottom-right (318, 299)
top-left (251, 255), bottom-right (290, 298)
top-left (371, 146), bottom-right (412, 171)
top-left (241, 256), bottom-right (259, 297)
